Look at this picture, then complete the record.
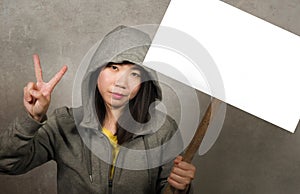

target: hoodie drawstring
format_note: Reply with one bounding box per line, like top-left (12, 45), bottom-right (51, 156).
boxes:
top-left (87, 147), bottom-right (93, 183)
top-left (83, 133), bottom-right (93, 183)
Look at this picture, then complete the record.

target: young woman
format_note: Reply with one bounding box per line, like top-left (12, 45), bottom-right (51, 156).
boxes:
top-left (0, 26), bottom-right (195, 194)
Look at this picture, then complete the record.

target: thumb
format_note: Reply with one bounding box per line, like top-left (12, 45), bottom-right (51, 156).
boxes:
top-left (29, 89), bottom-right (42, 99)
top-left (174, 155), bottom-right (183, 165)
top-left (29, 89), bottom-right (49, 105)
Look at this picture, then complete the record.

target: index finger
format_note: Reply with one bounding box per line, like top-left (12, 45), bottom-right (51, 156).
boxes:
top-left (176, 161), bottom-right (195, 171)
top-left (48, 65), bottom-right (68, 92)
top-left (33, 54), bottom-right (43, 83)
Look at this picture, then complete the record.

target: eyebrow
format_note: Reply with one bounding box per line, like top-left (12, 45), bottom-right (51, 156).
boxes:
top-left (130, 66), bottom-right (142, 71)
top-left (107, 62), bottom-right (144, 72)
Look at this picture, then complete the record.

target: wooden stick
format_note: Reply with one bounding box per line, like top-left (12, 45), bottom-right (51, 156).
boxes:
top-left (163, 98), bottom-right (221, 194)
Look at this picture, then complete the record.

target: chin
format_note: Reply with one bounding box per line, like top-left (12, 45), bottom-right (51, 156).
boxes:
top-left (109, 100), bottom-right (129, 109)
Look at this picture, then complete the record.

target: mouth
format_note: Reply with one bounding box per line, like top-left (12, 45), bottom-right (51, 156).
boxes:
top-left (110, 92), bottom-right (127, 100)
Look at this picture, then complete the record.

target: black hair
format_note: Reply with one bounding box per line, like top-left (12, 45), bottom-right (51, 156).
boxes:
top-left (95, 62), bottom-right (161, 145)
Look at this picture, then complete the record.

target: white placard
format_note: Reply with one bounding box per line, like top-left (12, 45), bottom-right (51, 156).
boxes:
top-left (145, 0), bottom-right (300, 133)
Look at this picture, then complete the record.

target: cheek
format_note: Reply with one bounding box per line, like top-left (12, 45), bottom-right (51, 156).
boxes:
top-left (129, 84), bottom-right (141, 99)
top-left (97, 70), bottom-right (114, 86)
top-left (97, 72), bottom-right (110, 93)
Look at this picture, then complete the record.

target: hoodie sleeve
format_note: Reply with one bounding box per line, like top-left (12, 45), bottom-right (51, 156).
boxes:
top-left (156, 118), bottom-right (193, 194)
top-left (0, 108), bottom-right (56, 175)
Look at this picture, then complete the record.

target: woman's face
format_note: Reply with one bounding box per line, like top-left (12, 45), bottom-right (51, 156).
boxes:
top-left (97, 63), bottom-right (142, 109)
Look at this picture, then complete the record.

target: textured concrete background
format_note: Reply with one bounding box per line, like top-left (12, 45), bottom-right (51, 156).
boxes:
top-left (0, 0), bottom-right (300, 193)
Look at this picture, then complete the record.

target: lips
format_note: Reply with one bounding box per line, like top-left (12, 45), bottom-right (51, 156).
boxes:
top-left (110, 92), bottom-right (127, 100)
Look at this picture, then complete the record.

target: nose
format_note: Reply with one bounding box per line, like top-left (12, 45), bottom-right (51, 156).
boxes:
top-left (114, 72), bottom-right (128, 89)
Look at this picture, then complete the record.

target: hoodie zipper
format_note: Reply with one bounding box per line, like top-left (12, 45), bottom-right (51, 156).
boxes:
top-left (102, 131), bottom-right (119, 194)
top-left (108, 149), bottom-right (120, 194)
top-left (108, 177), bottom-right (113, 194)
top-left (84, 130), bottom-right (115, 193)
top-left (108, 160), bottom-right (113, 194)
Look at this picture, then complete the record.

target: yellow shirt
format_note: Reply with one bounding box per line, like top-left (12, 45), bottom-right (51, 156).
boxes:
top-left (102, 127), bottom-right (119, 179)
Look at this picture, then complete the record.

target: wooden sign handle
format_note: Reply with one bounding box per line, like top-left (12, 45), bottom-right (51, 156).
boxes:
top-left (163, 98), bottom-right (221, 194)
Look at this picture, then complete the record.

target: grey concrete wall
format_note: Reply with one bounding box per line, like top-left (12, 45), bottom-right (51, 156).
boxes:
top-left (0, 0), bottom-right (299, 193)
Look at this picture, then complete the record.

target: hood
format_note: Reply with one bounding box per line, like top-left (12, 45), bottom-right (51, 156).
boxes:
top-left (74, 25), bottom-right (162, 133)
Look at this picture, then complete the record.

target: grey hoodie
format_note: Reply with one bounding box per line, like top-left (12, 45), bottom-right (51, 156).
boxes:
top-left (0, 26), bottom-right (187, 194)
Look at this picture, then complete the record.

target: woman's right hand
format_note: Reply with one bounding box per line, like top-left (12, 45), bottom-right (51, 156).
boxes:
top-left (23, 54), bottom-right (68, 122)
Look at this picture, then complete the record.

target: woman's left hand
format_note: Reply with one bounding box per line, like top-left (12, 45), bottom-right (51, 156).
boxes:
top-left (167, 155), bottom-right (196, 191)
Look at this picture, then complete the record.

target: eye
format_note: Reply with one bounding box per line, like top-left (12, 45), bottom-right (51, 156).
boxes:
top-left (131, 71), bottom-right (141, 78)
top-left (110, 65), bottom-right (118, 71)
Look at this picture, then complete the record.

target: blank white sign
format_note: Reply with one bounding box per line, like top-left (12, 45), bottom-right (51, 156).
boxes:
top-left (145, 0), bottom-right (300, 132)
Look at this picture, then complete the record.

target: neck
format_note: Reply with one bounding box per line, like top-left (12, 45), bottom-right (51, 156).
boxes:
top-left (103, 105), bottom-right (123, 135)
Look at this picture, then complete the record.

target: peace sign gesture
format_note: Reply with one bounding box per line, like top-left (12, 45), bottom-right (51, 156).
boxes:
top-left (23, 54), bottom-right (68, 122)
